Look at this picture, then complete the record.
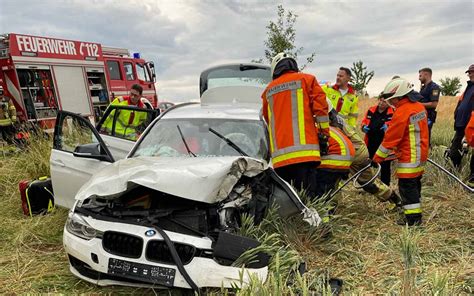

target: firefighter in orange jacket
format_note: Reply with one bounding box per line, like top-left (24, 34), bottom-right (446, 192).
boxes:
top-left (262, 53), bottom-right (329, 197)
top-left (374, 78), bottom-right (429, 226)
top-left (315, 126), bottom-right (355, 198)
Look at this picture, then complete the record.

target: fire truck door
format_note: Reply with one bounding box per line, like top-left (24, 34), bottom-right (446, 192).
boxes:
top-left (52, 66), bottom-right (92, 115)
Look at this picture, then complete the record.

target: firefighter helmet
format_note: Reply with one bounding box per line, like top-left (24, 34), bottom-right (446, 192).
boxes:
top-left (381, 77), bottom-right (414, 101)
top-left (270, 52), bottom-right (296, 78)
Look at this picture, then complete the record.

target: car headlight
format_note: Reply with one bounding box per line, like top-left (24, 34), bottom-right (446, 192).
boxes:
top-left (65, 213), bottom-right (101, 240)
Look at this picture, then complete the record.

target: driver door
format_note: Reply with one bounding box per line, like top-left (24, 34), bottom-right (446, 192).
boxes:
top-left (50, 111), bottom-right (115, 209)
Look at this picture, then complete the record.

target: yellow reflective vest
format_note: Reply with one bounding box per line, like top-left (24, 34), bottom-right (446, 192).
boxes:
top-left (0, 97), bottom-right (17, 127)
top-left (102, 97), bottom-right (148, 140)
top-left (323, 85), bottom-right (359, 127)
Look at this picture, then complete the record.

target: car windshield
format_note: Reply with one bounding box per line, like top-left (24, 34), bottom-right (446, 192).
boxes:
top-left (131, 118), bottom-right (269, 160)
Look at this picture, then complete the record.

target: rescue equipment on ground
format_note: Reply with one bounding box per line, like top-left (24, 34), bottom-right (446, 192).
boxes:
top-left (19, 176), bottom-right (55, 216)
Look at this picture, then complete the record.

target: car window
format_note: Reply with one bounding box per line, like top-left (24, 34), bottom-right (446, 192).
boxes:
top-left (107, 61), bottom-right (122, 80)
top-left (98, 107), bottom-right (156, 141)
top-left (132, 118), bottom-right (268, 160)
top-left (136, 63), bottom-right (150, 82)
top-left (124, 62), bottom-right (135, 81)
top-left (56, 114), bottom-right (99, 152)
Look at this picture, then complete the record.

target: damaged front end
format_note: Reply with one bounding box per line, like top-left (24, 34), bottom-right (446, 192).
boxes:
top-left (65, 157), bottom-right (320, 289)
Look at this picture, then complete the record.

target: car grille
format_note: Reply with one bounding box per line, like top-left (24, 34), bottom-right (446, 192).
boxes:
top-left (146, 240), bottom-right (196, 265)
top-left (102, 231), bottom-right (143, 258)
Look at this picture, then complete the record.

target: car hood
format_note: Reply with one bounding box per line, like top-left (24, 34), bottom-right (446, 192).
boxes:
top-left (75, 156), bottom-right (321, 226)
top-left (76, 156), bottom-right (267, 203)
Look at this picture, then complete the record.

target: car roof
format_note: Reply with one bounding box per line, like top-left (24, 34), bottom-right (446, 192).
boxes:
top-left (161, 102), bottom-right (262, 121)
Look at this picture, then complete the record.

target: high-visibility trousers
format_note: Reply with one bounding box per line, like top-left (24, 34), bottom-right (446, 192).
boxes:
top-left (350, 144), bottom-right (392, 201)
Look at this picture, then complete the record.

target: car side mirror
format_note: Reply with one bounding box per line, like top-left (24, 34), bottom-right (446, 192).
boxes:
top-left (73, 143), bottom-right (113, 162)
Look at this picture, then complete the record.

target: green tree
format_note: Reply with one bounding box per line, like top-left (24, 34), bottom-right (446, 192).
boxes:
top-left (256, 5), bottom-right (316, 70)
top-left (350, 60), bottom-right (374, 95)
top-left (439, 77), bottom-right (462, 96)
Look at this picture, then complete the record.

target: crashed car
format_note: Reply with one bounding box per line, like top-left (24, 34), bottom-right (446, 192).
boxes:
top-left (58, 64), bottom-right (321, 290)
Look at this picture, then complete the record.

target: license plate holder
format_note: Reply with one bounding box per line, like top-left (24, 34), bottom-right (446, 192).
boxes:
top-left (108, 258), bottom-right (176, 287)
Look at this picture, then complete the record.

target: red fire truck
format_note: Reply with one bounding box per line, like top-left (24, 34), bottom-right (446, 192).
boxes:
top-left (0, 33), bottom-right (158, 130)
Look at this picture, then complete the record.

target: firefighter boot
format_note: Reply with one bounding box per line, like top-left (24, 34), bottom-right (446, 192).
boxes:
top-left (397, 213), bottom-right (422, 226)
top-left (387, 191), bottom-right (403, 211)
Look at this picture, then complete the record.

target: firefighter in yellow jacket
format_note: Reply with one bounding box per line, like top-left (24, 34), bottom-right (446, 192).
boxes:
top-left (102, 84), bottom-right (149, 140)
top-left (0, 86), bottom-right (18, 144)
top-left (323, 67), bottom-right (359, 127)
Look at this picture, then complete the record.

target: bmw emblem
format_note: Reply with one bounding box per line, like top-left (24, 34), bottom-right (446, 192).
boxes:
top-left (145, 230), bottom-right (156, 237)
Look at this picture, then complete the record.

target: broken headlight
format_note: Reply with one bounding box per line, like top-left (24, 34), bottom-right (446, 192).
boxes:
top-left (66, 213), bottom-right (102, 240)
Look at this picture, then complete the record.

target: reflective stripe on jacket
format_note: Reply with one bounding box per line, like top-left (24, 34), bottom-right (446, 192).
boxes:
top-left (0, 98), bottom-right (17, 127)
top-left (374, 98), bottom-right (429, 178)
top-left (102, 97), bottom-right (147, 140)
top-left (323, 84), bottom-right (359, 127)
top-left (319, 126), bottom-right (355, 172)
top-left (262, 71), bottom-right (329, 169)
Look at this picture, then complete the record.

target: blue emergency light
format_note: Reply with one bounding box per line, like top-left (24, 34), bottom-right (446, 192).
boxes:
top-left (133, 52), bottom-right (141, 59)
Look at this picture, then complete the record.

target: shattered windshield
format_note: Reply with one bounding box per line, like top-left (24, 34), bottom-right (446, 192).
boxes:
top-left (132, 118), bottom-right (269, 160)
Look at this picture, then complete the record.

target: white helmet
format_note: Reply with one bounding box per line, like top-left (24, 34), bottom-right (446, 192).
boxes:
top-left (381, 77), bottom-right (414, 101)
top-left (270, 52), bottom-right (296, 78)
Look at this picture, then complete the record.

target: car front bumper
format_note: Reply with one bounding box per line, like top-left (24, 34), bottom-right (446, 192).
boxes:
top-left (63, 216), bottom-right (268, 289)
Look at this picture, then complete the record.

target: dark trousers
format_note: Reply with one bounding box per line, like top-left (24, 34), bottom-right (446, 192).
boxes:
top-left (313, 169), bottom-right (346, 200)
top-left (380, 160), bottom-right (392, 186)
top-left (449, 127), bottom-right (467, 168)
top-left (399, 177), bottom-right (422, 209)
top-left (428, 121), bottom-right (434, 146)
top-left (0, 125), bottom-right (15, 144)
top-left (274, 162), bottom-right (319, 198)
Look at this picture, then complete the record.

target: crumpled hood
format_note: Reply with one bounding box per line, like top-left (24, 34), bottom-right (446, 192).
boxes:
top-left (75, 156), bottom-right (267, 204)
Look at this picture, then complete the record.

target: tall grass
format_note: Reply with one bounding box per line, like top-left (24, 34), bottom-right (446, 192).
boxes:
top-left (0, 97), bottom-right (472, 294)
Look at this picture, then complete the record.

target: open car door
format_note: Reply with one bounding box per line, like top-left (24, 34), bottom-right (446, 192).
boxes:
top-left (95, 105), bottom-right (159, 160)
top-left (50, 111), bottom-right (116, 209)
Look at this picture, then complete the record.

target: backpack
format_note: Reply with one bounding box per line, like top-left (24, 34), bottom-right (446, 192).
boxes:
top-left (19, 176), bottom-right (55, 216)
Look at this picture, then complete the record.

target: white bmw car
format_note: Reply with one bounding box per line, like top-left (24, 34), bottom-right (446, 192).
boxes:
top-left (54, 64), bottom-right (321, 290)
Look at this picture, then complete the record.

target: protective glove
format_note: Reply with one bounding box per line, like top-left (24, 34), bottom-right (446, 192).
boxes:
top-left (318, 134), bottom-right (329, 156)
top-left (362, 125), bottom-right (370, 133)
top-left (381, 124), bottom-right (388, 132)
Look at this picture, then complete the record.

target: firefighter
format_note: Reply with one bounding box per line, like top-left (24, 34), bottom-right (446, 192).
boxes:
top-left (262, 53), bottom-right (329, 197)
top-left (314, 126), bottom-right (355, 199)
top-left (361, 95), bottom-right (394, 185)
top-left (102, 84), bottom-right (149, 140)
top-left (322, 67), bottom-right (359, 128)
top-left (418, 67), bottom-right (441, 143)
top-left (373, 77), bottom-right (429, 226)
top-left (0, 86), bottom-right (18, 144)
top-left (327, 99), bottom-right (401, 208)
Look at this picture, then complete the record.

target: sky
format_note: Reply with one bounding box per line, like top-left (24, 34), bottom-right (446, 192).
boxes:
top-left (0, 0), bottom-right (472, 102)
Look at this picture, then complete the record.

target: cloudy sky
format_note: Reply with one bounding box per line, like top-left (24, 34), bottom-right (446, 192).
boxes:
top-left (1, 0), bottom-right (472, 102)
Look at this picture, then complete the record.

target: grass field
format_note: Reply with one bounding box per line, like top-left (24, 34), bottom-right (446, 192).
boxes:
top-left (0, 96), bottom-right (472, 294)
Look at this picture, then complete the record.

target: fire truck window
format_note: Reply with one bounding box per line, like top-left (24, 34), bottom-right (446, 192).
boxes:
top-left (124, 63), bottom-right (135, 81)
top-left (107, 61), bottom-right (122, 80)
top-left (136, 63), bottom-right (150, 82)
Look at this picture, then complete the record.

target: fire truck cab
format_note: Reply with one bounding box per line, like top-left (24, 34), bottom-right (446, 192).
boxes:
top-left (0, 33), bottom-right (157, 131)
